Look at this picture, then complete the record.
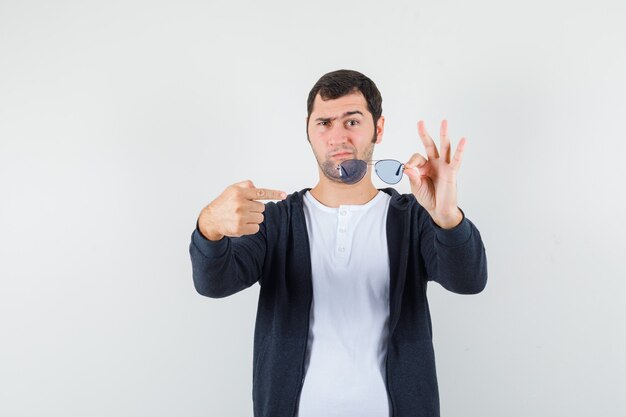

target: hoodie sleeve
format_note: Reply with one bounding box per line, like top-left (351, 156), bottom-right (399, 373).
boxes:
top-left (189, 218), bottom-right (267, 298)
top-left (418, 206), bottom-right (488, 294)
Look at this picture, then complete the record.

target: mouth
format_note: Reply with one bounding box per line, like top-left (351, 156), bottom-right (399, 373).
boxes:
top-left (331, 152), bottom-right (354, 159)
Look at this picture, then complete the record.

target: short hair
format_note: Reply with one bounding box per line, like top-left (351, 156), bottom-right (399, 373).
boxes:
top-left (306, 69), bottom-right (383, 130)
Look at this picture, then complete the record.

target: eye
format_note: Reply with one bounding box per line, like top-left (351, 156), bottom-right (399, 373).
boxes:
top-left (346, 119), bottom-right (359, 127)
top-left (317, 121), bottom-right (330, 126)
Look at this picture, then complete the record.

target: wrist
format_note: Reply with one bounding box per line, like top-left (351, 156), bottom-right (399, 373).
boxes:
top-left (198, 207), bottom-right (225, 241)
top-left (431, 208), bottom-right (463, 230)
top-left (201, 227), bottom-right (225, 241)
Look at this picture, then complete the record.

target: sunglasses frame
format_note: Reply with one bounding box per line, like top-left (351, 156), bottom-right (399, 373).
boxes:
top-left (337, 159), bottom-right (406, 185)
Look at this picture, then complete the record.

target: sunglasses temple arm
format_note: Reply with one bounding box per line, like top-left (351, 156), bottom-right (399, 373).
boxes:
top-left (336, 165), bottom-right (349, 177)
top-left (395, 164), bottom-right (405, 176)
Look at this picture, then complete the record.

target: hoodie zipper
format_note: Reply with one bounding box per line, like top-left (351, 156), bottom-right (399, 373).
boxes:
top-left (291, 196), bottom-right (315, 417)
top-left (385, 350), bottom-right (396, 416)
top-left (290, 272), bottom-right (313, 416)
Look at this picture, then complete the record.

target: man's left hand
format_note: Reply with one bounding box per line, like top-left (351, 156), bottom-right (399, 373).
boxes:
top-left (404, 119), bottom-right (465, 229)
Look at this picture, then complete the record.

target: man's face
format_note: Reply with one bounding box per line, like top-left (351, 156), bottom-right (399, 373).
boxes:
top-left (306, 92), bottom-right (384, 183)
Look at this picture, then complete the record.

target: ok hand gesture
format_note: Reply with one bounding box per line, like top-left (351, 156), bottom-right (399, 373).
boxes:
top-left (404, 120), bottom-right (465, 229)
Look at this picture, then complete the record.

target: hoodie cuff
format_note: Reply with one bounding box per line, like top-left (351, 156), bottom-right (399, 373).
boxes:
top-left (192, 219), bottom-right (230, 259)
top-left (432, 207), bottom-right (472, 247)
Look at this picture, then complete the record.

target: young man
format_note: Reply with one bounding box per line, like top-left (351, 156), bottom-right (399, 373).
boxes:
top-left (189, 69), bottom-right (487, 417)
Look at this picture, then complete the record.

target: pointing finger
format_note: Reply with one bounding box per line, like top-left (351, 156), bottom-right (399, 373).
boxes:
top-left (243, 188), bottom-right (287, 201)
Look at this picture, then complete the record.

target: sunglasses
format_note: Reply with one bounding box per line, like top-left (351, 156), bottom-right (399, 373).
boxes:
top-left (336, 159), bottom-right (406, 185)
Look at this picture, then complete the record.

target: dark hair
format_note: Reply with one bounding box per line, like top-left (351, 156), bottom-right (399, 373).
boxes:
top-left (306, 69), bottom-right (383, 134)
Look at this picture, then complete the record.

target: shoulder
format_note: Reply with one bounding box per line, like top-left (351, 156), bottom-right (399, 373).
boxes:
top-left (268, 188), bottom-right (308, 208)
top-left (379, 187), bottom-right (433, 231)
top-left (379, 187), bottom-right (420, 211)
top-left (259, 189), bottom-right (309, 245)
top-left (262, 188), bottom-right (310, 222)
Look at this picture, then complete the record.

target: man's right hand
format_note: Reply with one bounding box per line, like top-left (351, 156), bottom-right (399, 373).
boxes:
top-left (197, 180), bottom-right (287, 241)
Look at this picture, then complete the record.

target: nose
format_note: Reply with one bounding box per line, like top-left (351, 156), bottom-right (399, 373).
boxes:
top-left (327, 124), bottom-right (349, 147)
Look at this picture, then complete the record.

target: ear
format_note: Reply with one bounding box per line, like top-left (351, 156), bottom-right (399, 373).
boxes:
top-left (305, 115), bottom-right (311, 142)
top-left (375, 115), bottom-right (385, 144)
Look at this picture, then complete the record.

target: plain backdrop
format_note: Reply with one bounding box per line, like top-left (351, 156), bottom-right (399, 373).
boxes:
top-left (1, 0), bottom-right (625, 416)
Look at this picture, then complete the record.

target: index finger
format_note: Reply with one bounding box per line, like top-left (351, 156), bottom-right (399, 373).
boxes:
top-left (242, 187), bottom-right (287, 201)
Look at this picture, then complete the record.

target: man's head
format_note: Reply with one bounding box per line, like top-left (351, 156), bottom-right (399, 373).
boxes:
top-left (306, 69), bottom-right (385, 183)
top-left (306, 69), bottom-right (383, 141)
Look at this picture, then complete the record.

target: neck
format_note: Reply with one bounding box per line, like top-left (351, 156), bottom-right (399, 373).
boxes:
top-left (310, 171), bottom-right (379, 208)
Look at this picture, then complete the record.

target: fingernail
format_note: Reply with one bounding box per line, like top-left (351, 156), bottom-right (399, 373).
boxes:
top-left (280, 192), bottom-right (287, 199)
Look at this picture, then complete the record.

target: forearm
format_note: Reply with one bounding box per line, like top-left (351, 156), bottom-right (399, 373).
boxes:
top-left (189, 224), bottom-right (264, 298)
top-left (432, 216), bottom-right (488, 294)
top-left (420, 208), bottom-right (488, 294)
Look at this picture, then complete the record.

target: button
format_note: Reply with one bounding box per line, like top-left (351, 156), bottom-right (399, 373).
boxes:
top-left (339, 227), bottom-right (347, 233)
top-left (338, 246), bottom-right (345, 253)
top-left (339, 210), bottom-right (347, 216)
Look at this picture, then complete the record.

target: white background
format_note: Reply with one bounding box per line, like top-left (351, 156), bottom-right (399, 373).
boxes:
top-left (1, 0), bottom-right (625, 416)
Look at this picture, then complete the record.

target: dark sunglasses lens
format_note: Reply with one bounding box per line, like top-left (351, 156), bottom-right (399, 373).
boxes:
top-left (375, 160), bottom-right (403, 184)
top-left (338, 159), bottom-right (367, 184)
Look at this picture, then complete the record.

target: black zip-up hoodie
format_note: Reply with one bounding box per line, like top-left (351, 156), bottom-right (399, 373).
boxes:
top-left (189, 188), bottom-right (488, 417)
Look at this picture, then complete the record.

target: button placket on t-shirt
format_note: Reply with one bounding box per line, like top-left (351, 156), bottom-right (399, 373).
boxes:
top-left (336, 207), bottom-right (351, 260)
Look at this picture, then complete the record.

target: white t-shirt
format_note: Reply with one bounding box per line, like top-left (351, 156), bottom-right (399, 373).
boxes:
top-left (297, 190), bottom-right (392, 417)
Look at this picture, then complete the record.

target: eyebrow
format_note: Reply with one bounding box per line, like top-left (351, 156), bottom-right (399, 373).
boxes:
top-left (314, 110), bottom-right (364, 123)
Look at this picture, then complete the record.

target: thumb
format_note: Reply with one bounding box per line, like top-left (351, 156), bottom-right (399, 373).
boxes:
top-left (235, 179), bottom-right (256, 189)
top-left (404, 166), bottom-right (422, 188)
